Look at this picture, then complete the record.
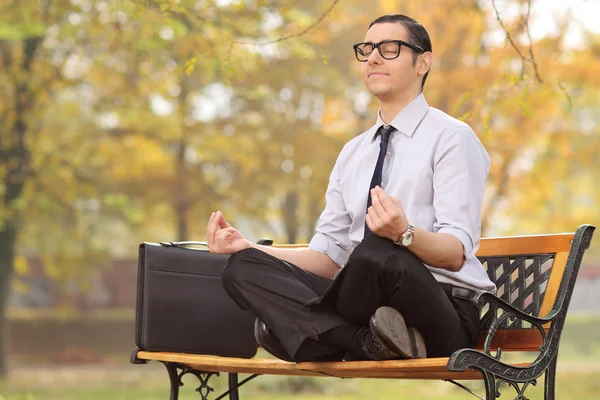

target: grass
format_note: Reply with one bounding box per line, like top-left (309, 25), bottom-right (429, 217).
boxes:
top-left (2, 313), bottom-right (600, 400)
top-left (4, 370), bottom-right (600, 400)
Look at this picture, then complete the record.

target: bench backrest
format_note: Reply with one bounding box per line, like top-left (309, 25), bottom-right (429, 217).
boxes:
top-left (474, 225), bottom-right (595, 351)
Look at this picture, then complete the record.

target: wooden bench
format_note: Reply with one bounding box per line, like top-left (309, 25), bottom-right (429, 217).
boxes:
top-left (131, 224), bottom-right (595, 400)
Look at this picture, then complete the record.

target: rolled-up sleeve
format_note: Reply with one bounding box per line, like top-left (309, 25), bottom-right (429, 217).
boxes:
top-left (432, 126), bottom-right (490, 258)
top-left (309, 155), bottom-right (353, 268)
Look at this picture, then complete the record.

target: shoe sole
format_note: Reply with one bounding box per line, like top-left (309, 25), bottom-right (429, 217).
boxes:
top-left (370, 307), bottom-right (427, 359)
top-left (407, 327), bottom-right (427, 359)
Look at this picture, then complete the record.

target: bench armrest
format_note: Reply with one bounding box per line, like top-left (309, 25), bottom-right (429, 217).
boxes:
top-left (471, 290), bottom-right (553, 359)
top-left (446, 290), bottom-right (554, 382)
top-left (445, 290), bottom-right (556, 378)
top-left (472, 290), bottom-right (551, 326)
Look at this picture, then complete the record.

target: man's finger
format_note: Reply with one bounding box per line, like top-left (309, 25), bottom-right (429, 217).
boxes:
top-left (367, 197), bottom-right (383, 222)
top-left (216, 211), bottom-right (230, 229)
top-left (365, 213), bottom-right (375, 231)
top-left (376, 186), bottom-right (398, 214)
top-left (207, 212), bottom-right (217, 250)
top-left (371, 188), bottom-right (388, 215)
top-left (367, 206), bottom-right (383, 229)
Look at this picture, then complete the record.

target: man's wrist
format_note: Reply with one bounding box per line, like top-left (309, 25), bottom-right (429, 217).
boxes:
top-left (393, 222), bottom-right (409, 242)
top-left (394, 223), bottom-right (414, 247)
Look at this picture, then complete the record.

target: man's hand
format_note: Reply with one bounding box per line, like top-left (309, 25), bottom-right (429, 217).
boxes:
top-left (366, 186), bottom-right (409, 241)
top-left (206, 211), bottom-right (252, 254)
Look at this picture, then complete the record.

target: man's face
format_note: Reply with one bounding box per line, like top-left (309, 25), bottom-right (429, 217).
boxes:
top-left (360, 22), bottom-right (421, 100)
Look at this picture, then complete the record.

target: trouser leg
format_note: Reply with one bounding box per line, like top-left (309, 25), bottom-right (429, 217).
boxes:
top-left (221, 248), bottom-right (345, 360)
top-left (320, 234), bottom-right (478, 357)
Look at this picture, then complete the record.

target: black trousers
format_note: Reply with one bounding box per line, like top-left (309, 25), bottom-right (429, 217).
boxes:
top-left (221, 234), bottom-right (480, 361)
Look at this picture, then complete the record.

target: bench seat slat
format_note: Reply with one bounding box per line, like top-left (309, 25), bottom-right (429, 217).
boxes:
top-left (136, 351), bottom-right (530, 380)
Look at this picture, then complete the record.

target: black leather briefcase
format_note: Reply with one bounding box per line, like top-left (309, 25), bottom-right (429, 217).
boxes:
top-left (135, 241), bottom-right (258, 358)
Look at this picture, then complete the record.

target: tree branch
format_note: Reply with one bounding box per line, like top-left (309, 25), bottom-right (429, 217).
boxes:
top-left (522, 0), bottom-right (542, 83)
top-left (214, 0), bottom-right (339, 76)
top-left (232, 0), bottom-right (339, 47)
top-left (492, 0), bottom-right (543, 83)
top-left (42, 0), bottom-right (52, 25)
top-left (481, 154), bottom-right (515, 235)
top-left (136, 0), bottom-right (207, 32)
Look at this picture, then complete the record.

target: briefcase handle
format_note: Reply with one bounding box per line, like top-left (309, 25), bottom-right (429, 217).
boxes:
top-left (159, 241), bottom-right (209, 248)
top-left (159, 238), bottom-right (274, 248)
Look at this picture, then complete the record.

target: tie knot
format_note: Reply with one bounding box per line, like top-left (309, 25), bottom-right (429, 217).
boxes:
top-left (378, 125), bottom-right (394, 143)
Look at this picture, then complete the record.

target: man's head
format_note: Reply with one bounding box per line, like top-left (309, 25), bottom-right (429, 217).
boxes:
top-left (355, 14), bottom-right (433, 101)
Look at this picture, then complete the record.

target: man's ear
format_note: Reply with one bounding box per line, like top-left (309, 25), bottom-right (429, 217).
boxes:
top-left (418, 52), bottom-right (434, 77)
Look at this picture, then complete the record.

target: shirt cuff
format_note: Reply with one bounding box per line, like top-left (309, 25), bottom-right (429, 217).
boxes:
top-left (437, 227), bottom-right (474, 258)
top-left (309, 232), bottom-right (349, 268)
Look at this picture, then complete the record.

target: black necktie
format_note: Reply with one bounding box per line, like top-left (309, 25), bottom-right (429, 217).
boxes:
top-left (365, 125), bottom-right (395, 237)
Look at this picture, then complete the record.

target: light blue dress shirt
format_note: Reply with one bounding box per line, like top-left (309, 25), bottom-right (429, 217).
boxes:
top-left (309, 94), bottom-right (496, 292)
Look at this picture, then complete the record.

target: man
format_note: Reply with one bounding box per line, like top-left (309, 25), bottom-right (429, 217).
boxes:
top-left (206, 14), bottom-right (495, 362)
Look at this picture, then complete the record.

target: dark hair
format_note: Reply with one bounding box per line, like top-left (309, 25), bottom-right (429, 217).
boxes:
top-left (369, 14), bottom-right (432, 89)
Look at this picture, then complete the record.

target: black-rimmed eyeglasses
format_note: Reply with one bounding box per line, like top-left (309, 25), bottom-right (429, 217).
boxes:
top-left (353, 40), bottom-right (425, 62)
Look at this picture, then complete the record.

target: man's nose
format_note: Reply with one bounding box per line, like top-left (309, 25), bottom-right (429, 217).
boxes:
top-left (367, 47), bottom-right (383, 64)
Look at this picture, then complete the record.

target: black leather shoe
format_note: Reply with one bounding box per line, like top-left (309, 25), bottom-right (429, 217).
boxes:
top-left (254, 319), bottom-right (294, 362)
top-left (367, 306), bottom-right (427, 360)
top-left (255, 319), bottom-right (346, 362)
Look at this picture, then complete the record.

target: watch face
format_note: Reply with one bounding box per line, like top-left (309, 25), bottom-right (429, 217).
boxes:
top-left (402, 232), bottom-right (413, 246)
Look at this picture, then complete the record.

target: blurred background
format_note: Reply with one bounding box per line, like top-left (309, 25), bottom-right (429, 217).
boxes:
top-left (1, 0), bottom-right (599, 399)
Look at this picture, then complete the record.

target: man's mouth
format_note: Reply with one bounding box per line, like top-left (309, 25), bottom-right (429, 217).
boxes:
top-left (368, 72), bottom-right (388, 77)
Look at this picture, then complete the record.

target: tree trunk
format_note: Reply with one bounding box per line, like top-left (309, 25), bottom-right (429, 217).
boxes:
top-left (0, 124), bottom-right (28, 378)
top-left (306, 195), bottom-right (321, 241)
top-left (281, 191), bottom-right (299, 244)
top-left (0, 36), bottom-right (39, 377)
top-left (0, 105), bottom-right (29, 379)
top-left (175, 137), bottom-right (189, 241)
top-left (0, 224), bottom-right (17, 378)
top-left (175, 75), bottom-right (190, 241)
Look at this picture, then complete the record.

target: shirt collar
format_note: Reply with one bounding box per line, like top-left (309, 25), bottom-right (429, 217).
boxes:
top-left (372, 93), bottom-right (430, 141)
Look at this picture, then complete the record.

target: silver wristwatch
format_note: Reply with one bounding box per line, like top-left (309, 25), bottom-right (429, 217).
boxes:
top-left (394, 223), bottom-right (414, 247)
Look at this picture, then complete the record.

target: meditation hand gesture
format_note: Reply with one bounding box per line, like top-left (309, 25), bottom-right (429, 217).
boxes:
top-left (366, 186), bottom-right (409, 241)
top-left (206, 211), bottom-right (252, 254)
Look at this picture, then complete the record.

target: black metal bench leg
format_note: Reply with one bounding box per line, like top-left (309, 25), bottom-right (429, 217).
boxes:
top-left (228, 373), bottom-right (239, 400)
top-left (162, 362), bottom-right (220, 400)
top-left (481, 370), bottom-right (498, 400)
top-left (164, 362), bottom-right (181, 400)
top-left (544, 357), bottom-right (557, 400)
top-left (214, 373), bottom-right (260, 400)
top-left (479, 368), bottom-right (541, 400)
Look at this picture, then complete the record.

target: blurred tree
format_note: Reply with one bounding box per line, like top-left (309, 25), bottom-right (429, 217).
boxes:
top-left (0, 0), bottom-right (94, 377)
top-left (85, 0), bottom-right (351, 245)
top-left (2, 0), bottom-right (600, 378)
top-left (2, 0), bottom-right (347, 375)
